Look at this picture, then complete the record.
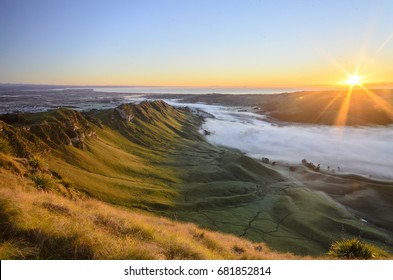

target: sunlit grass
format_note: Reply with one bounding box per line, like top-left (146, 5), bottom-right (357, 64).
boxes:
top-left (328, 238), bottom-right (391, 260)
top-left (0, 168), bottom-right (302, 259)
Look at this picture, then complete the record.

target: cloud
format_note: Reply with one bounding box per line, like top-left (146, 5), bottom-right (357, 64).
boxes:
top-left (169, 101), bottom-right (393, 180)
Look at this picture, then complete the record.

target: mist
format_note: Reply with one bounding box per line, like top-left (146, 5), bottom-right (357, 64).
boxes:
top-left (165, 100), bottom-right (393, 180)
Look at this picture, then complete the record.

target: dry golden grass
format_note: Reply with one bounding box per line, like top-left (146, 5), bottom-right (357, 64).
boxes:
top-left (0, 166), bottom-right (302, 260)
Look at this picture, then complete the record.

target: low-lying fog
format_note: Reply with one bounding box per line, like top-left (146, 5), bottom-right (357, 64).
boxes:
top-left (165, 100), bottom-right (393, 180)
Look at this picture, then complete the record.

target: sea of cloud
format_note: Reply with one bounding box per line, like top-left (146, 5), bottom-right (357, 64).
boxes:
top-left (164, 100), bottom-right (393, 180)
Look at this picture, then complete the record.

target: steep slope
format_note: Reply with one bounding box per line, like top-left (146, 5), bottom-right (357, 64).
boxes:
top-left (1, 102), bottom-right (183, 210)
top-left (0, 160), bottom-right (298, 260)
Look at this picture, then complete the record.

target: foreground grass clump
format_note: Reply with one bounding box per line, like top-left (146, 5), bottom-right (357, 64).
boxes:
top-left (30, 173), bottom-right (54, 191)
top-left (328, 238), bottom-right (389, 259)
top-left (28, 155), bottom-right (44, 170)
top-left (0, 138), bottom-right (13, 154)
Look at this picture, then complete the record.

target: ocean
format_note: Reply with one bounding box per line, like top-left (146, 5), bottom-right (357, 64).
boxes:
top-left (89, 86), bottom-right (302, 95)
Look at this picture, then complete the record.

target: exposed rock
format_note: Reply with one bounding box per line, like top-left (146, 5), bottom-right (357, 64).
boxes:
top-left (114, 104), bottom-right (135, 122)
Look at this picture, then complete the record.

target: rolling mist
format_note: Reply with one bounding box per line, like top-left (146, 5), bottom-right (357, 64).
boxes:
top-left (168, 101), bottom-right (393, 180)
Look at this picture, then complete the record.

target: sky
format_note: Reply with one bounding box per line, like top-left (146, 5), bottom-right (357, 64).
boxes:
top-left (0, 0), bottom-right (393, 88)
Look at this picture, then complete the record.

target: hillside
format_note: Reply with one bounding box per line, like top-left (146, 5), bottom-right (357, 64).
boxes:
top-left (0, 162), bottom-right (298, 260)
top-left (1, 100), bottom-right (392, 259)
top-left (0, 100), bottom-right (296, 259)
top-left (262, 89), bottom-right (393, 126)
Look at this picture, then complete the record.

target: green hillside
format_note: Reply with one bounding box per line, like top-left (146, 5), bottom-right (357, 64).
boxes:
top-left (1, 100), bottom-right (392, 259)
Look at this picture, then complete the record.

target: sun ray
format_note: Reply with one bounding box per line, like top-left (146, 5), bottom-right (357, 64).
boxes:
top-left (335, 87), bottom-right (353, 126)
top-left (314, 89), bottom-right (346, 123)
top-left (376, 31), bottom-right (393, 53)
top-left (359, 85), bottom-right (393, 119)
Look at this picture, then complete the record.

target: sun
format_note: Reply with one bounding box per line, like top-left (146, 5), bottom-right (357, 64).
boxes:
top-left (346, 74), bottom-right (362, 87)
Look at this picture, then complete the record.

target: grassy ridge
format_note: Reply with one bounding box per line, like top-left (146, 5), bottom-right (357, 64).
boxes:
top-left (5, 101), bottom-right (196, 210)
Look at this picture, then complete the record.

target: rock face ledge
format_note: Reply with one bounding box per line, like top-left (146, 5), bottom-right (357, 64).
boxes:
top-left (0, 100), bottom-right (183, 156)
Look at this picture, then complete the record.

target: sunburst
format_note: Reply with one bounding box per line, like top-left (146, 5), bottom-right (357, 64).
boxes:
top-left (316, 69), bottom-right (393, 127)
top-left (346, 74), bottom-right (362, 87)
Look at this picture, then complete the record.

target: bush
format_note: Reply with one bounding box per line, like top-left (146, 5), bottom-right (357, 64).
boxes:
top-left (328, 238), bottom-right (375, 259)
top-left (30, 174), bottom-right (54, 191)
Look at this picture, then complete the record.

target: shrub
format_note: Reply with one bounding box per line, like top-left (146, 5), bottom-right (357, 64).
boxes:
top-left (30, 174), bottom-right (54, 191)
top-left (328, 238), bottom-right (375, 259)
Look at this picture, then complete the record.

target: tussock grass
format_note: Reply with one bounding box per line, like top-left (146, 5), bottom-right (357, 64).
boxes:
top-left (58, 177), bottom-right (73, 189)
top-left (0, 138), bottom-right (13, 155)
top-left (30, 173), bottom-right (54, 191)
top-left (0, 153), bottom-right (24, 175)
top-left (0, 239), bottom-right (38, 259)
top-left (328, 238), bottom-right (391, 260)
top-left (0, 168), bottom-right (301, 260)
top-left (28, 155), bottom-right (44, 170)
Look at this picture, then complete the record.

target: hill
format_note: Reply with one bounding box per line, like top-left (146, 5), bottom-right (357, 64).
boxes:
top-left (160, 89), bottom-right (393, 126)
top-left (261, 89), bottom-right (393, 126)
top-left (0, 100), bottom-right (296, 259)
top-left (0, 160), bottom-right (298, 260)
top-left (1, 100), bottom-right (392, 259)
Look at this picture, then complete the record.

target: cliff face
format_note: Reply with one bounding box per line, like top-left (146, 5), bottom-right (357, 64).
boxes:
top-left (0, 100), bottom-right (193, 154)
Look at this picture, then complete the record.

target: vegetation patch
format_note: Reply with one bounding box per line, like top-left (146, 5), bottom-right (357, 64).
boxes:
top-left (30, 174), bottom-right (54, 191)
top-left (328, 238), bottom-right (390, 259)
top-left (0, 138), bottom-right (13, 154)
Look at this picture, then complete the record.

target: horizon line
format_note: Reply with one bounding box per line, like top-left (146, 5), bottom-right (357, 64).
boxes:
top-left (1, 82), bottom-right (393, 90)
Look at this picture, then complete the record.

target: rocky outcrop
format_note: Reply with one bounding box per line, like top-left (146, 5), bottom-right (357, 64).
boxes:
top-left (114, 104), bottom-right (135, 122)
top-left (0, 108), bottom-right (97, 152)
